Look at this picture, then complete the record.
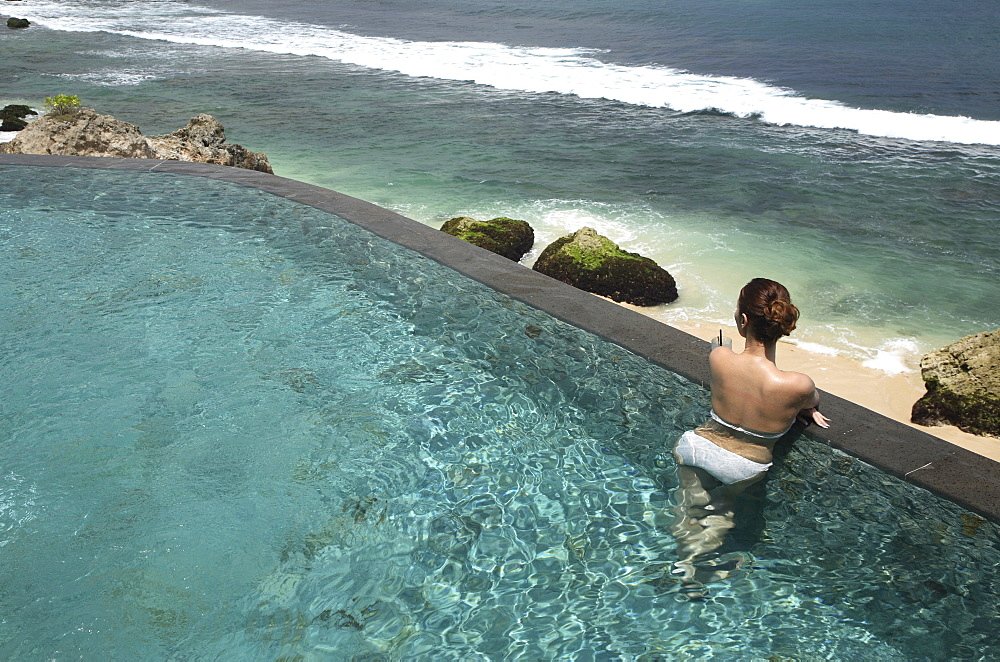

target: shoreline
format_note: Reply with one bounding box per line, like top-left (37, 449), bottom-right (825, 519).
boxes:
top-left (653, 316), bottom-right (1000, 461)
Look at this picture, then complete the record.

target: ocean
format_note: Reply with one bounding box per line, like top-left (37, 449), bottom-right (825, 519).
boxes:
top-left (3, 0), bottom-right (999, 373)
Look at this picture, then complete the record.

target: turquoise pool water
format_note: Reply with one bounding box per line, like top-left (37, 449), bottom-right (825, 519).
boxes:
top-left (1, 166), bottom-right (998, 659)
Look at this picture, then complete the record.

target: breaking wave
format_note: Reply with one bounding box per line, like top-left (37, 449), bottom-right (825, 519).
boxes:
top-left (15, 0), bottom-right (1000, 146)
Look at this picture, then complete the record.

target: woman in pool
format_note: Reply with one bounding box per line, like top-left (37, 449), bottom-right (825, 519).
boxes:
top-left (669, 277), bottom-right (830, 594)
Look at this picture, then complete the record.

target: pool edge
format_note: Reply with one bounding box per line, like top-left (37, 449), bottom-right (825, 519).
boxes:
top-left (5, 154), bottom-right (998, 523)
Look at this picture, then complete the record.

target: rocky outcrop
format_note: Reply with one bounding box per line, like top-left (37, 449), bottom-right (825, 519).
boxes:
top-left (532, 227), bottom-right (678, 306)
top-left (0, 107), bottom-right (273, 173)
top-left (440, 216), bottom-right (534, 261)
top-left (0, 104), bottom-right (37, 131)
top-left (7, 17), bottom-right (30, 29)
top-left (1, 107), bottom-right (157, 158)
top-left (148, 114), bottom-right (272, 173)
top-left (911, 328), bottom-right (1000, 437)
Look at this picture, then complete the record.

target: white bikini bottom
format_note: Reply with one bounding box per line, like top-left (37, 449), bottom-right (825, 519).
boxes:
top-left (674, 430), bottom-right (773, 485)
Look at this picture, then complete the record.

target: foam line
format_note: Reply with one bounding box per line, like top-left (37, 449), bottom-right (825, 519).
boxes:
top-left (16, 0), bottom-right (1000, 145)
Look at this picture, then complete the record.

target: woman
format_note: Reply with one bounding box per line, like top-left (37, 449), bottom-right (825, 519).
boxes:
top-left (669, 278), bottom-right (830, 595)
top-left (677, 277), bottom-right (830, 488)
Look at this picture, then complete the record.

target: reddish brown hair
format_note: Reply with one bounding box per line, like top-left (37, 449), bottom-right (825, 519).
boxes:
top-left (738, 278), bottom-right (799, 342)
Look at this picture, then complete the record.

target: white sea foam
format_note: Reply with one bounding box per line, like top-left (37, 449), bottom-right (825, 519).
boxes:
top-left (15, 0), bottom-right (1000, 146)
top-left (536, 206), bottom-right (639, 246)
top-left (861, 338), bottom-right (923, 375)
top-left (789, 340), bottom-right (841, 357)
top-left (54, 72), bottom-right (158, 86)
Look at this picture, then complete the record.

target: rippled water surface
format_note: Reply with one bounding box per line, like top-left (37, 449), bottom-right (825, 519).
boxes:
top-left (1, 166), bottom-right (998, 659)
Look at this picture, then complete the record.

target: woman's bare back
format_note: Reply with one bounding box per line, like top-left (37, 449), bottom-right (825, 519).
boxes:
top-left (708, 346), bottom-right (818, 435)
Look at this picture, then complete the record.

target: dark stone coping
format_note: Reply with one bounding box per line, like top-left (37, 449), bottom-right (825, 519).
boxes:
top-left (4, 153), bottom-right (999, 522)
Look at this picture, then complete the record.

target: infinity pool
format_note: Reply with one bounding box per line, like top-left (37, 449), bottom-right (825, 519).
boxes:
top-left (1, 165), bottom-right (998, 659)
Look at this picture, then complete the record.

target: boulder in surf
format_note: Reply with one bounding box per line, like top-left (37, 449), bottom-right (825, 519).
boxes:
top-left (532, 226), bottom-right (678, 306)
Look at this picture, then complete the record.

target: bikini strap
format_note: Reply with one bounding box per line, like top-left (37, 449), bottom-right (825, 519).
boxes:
top-left (710, 409), bottom-right (789, 439)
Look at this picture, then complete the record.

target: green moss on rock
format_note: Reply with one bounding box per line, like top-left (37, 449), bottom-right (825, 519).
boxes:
top-left (910, 328), bottom-right (1000, 437)
top-left (440, 216), bottom-right (534, 262)
top-left (532, 227), bottom-right (678, 306)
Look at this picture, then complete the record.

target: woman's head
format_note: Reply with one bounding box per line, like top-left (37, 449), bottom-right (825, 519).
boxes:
top-left (736, 278), bottom-right (799, 342)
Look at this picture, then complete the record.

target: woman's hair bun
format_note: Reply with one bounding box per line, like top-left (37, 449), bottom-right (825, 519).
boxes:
top-left (738, 278), bottom-right (800, 342)
top-left (764, 299), bottom-right (799, 338)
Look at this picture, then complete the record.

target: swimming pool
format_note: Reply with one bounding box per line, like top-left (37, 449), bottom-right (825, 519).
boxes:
top-left (1, 162), bottom-right (998, 659)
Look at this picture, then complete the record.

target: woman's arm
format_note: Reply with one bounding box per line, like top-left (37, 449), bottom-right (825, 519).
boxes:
top-left (796, 387), bottom-right (830, 428)
top-left (795, 381), bottom-right (831, 429)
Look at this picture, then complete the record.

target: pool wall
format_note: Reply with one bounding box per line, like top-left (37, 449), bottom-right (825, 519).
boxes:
top-left (4, 153), bottom-right (998, 522)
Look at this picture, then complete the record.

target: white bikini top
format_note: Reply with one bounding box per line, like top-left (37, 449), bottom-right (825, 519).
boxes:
top-left (710, 409), bottom-right (793, 439)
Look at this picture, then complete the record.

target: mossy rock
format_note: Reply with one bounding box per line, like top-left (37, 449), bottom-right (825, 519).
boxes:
top-left (0, 104), bottom-right (37, 131)
top-left (440, 216), bottom-right (534, 262)
top-left (911, 328), bottom-right (1000, 437)
top-left (532, 227), bottom-right (678, 306)
top-left (7, 18), bottom-right (31, 29)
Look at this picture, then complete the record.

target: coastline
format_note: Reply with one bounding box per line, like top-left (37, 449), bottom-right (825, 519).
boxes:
top-left (654, 316), bottom-right (1000, 462)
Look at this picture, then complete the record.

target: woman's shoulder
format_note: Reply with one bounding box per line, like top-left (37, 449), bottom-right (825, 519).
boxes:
top-left (773, 367), bottom-right (817, 401)
top-left (708, 345), bottom-right (737, 365)
top-left (775, 365), bottom-right (814, 387)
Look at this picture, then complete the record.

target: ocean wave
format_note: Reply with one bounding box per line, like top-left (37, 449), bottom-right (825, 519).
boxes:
top-left (860, 338), bottom-right (923, 375)
top-left (788, 340), bottom-right (841, 357)
top-left (16, 0), bottom-right (1000, 146)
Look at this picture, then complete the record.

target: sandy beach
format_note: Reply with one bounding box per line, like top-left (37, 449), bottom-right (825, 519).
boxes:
top-left (660, 317), bottom-right (1000, 462)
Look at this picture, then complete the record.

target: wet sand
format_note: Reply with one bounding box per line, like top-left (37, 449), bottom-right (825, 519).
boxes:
top-left (666, 319), bottom-right (1000, 462)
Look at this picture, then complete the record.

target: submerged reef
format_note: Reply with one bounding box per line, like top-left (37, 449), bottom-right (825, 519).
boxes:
top-left (440, 216), bottom-right (534, 261)
top-left (532, 226), bottom-right (678, 306)
top-left (0, 108), bottom-right (273, 173)
top-left (911, 328), bottom-right (1000, 437)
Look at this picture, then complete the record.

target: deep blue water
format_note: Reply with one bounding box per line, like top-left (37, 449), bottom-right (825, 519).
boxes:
top-left (209, 0), bottom-right (1000, 121)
